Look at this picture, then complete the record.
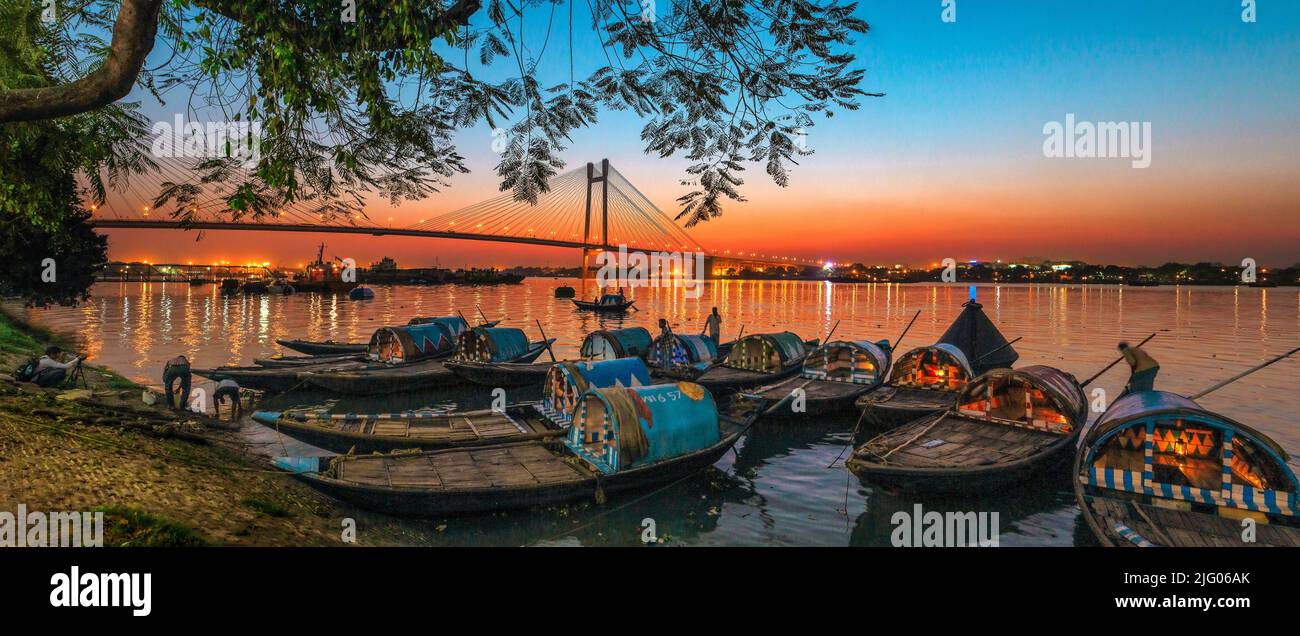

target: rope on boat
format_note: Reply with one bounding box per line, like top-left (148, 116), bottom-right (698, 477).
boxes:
top-left (827, 407), bottom-right (870, 468)
top-left (875, 412), bottom-right (947, 462)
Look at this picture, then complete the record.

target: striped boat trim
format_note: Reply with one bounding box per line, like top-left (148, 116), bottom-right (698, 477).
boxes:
top-left (800, 369), bottom-right (879, 385)
top-left (1112, 522), bottom-right (1153, 547)
top-left (1082, 467), bottom-right (1298, 517)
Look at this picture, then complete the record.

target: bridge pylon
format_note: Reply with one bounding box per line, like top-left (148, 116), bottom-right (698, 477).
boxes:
top-left (581, 158), bottom-right (610, 282)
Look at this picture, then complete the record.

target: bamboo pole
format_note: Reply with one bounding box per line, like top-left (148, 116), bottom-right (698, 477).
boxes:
top-left (535, 320), bottom-right (558, 362)
top-left (1080, 333), bottom-right (1156, 388)
top-left (1189, 345), bottom-right (1300, 399)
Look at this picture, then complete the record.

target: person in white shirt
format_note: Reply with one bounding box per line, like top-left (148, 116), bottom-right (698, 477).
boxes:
top-left (33, 347), bottom-right (81, 387)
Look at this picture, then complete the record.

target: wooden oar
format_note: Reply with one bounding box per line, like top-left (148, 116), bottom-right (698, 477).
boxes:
top-left (475, 305), bottom-right (491, 326)
top-left (824, 319), bottom-right (841, 344)
top-left (456, 310), bottom-right (473, 329)
top-left (1189, 345), bottom-right (1300, 399)
top-left (1080, 332), bottom-right (1156, 388)
top-left (973, 336), bottom-right (1023, 365)
top-left (535, 320), bottom-right (558, 362)
top-left (892, 310), bottom-right (922, 352)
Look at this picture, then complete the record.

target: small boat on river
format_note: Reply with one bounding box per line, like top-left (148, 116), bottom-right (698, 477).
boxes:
top-left (446, 326), bottom-right (650, 387)
top-left (744, 339), bottom-right (892, 418)
top-left (667, 332), bottom-right (817, 394)
top-left (193, 359), bottom-right (365, 392)
top-left (856, 300), bottom-right (1018, 430)
top-left (573, 292), bottom-right (635, 312)
top-left (847, 365), bottom-right (1087, 495)
top-left (276, 317), bottom-right (497, 356)
top-left (1075, 391), bottom-right (1300, 547)
top-left (273, 381), bottom-right (762, 516)
top-left (253, 352), bottom-right (365, 368)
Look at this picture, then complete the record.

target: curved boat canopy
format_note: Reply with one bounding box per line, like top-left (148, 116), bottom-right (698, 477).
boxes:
top-left (407, 315), bottom-right (471, 335)
top-left (801, 340), bottom-right (891, 385)
top-left (955, 365), bottom-right (1086, 434)
top-left (724, 332), bottom-right (807, 373)
top-left (598, 293), bottom-right (626, 306)
top-left (368, 320), bottom-right (462, 363)
top-left (1080, 391), bottom-right (1298, 518)
top-left (939, 301), bottom-right (1018, 373)
top-left (453, 327), bottom-right (530, 362)
top-left (647, 333), bottom-right (719, 372)
top-left (566, 382), bottom-right (720, 474)
top-left (888, 343), bottom-right (974, 391)
top-left (542, 358), bottom-right (653, 425)
top-left (580, 327), bottom-right (652, 360)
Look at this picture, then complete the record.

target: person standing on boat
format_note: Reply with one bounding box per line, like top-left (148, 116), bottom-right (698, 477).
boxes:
top-left (657, 318), bottom-right (676, 370)
top-left (1118, 341), bottom-right (1159, 395)
top-left (213, 378), bottom-right (242, 420)
top-left (162, 355), bottom-right (192, 409)
top-left (703, 307), bottom-right (722, 344)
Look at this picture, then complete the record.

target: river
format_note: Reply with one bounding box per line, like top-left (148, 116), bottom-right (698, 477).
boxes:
top-left (17, 279), bottom-right (1300, 546)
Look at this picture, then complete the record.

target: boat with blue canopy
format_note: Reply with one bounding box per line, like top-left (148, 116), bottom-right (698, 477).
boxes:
top-left (677, 332), bottom-right (817, 393)
top-left (646, 333), bottom-right (722, 375)
top-left (856, 343), bottom-right (977, 429)
top-left (580, 327), bottom-right (653, 360)
top-left (743, 339), bottom-right (892, 417)
top-left (1074, 391), bottom-right (1300, 547)
top-left (368, 317), bottom-right (467, 363)
top-left (274, 316), bottom-right (496, 356)
top-left (272, 381), bottom-right (764, 516)
top-left (848, 365), bottom-right (1087, 495)
top-left (447, 326), bottom-right (648, 387)
top-left (298, 326), bottom-right (552, 395)
top-left (539, 358), bottom-right (655, 427)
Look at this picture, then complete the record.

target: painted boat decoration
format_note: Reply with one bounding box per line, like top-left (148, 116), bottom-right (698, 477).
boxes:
top-left (367, 317), bottom-right (467, 363)
top-left (539, 357), bottom-right (654, 426)
top-left (682, 332), bottom-right (816, 393)
top-left (250, 403), bottom-right (563, 454)
top-left (1074, 391), bottom-right (1300, 547)
top-left (744, 339), bottom-right (892, 417)
top-left (579, 327), bottom-right (653, 360)
top-left (847, 365), bottom-right (1087, 495)
top-left (855, 343), bottom-right (975, 429)
top-left (646, 333), bottom-right (721, 375)
top-left (273, 382), bottom-right (761, 516)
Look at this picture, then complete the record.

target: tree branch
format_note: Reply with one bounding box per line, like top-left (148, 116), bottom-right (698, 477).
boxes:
top-left (0, 0), bottom-right (162, 123)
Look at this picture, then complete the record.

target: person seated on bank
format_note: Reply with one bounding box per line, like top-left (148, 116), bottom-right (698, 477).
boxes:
top-left (162, 355), bottom-right (192, 410)
top-left (213, 378), bottom-right (243, 420)
top-left (702, 307), bottom-right (722, 344)
top-left (33, 346), bottom-right (82, 388)
top-left (1118, 341), bottom-right (1159, 396)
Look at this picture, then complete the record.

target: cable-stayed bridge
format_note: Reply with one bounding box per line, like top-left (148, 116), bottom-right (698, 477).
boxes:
top-left (88, 159), bottom-right (819, 275)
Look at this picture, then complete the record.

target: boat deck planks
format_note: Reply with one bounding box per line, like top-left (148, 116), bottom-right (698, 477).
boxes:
top-left (1085, 496), bottom-right (1300, 547)
top-left (864, 415), bottom-right (1059, 468)
top-left (338, 443), bottom-right (585, 491)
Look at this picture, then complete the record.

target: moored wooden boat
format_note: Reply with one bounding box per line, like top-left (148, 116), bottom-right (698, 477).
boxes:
top-left (300, 326), bottom-right (553, 396)
top-left (572, 295), bottom-right (635, 312)
top-left (646, 333), bottom-right (722, 376)
top-left (579, 327), bottom-right (652, 360)
top-left (744, 339), bottom-right (892, 418)
top-left (1074, 391), bottom-right (1300, 547)
top-left (670, 332), bottom-right (816, 394)
top-left (847, 365), bottom-right (1087, 495)
top-left (274, 382), bottom-right (762, 516)
top-left (253, 352), bottom-right (365, 367)
top-left (444, 360), bottom-right (558, 387)
top-left (856, 343), bottom-right (975, 430)
top-left (193, 359), bottom-right (365, 392)
top-left (276, 339), bottom-right (368, 356)
top-left (250, 403), bottom-right (563, 454)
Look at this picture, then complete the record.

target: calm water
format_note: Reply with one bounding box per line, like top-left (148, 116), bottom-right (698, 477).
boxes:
top-left (17, 279), bottom-right (1300, 546)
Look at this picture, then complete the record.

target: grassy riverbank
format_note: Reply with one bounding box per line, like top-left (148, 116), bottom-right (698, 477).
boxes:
top-left (0, 307), bottom-right (369, 546)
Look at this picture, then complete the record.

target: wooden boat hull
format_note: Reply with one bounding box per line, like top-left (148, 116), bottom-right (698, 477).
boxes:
top-left (846, 412), bottom-right (1079, 496)
top-left (285, 427), bottom-right (746, 516)
top-left (744, 376), bottom-right (881, 418)
top-left (277, 339), bottom-right (368, 355)
top-left (856, 386), bottom-right (959, 430)
top-left (298, 342), bottom-right (551, 396)
top-left (572, 299), bottom-right (635, 312)
top-left (444, 360), bottom-right (558, 387)
top-left (193, 361), bottom-right (363, 392)
top-left (1076, 490), bottom-right (1300, 547)
top-left (253, 353), bottom-right (365, 368)
top-left (251, 403), bottom-right (563, 454)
